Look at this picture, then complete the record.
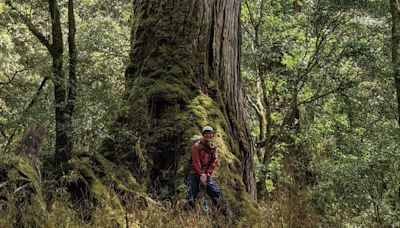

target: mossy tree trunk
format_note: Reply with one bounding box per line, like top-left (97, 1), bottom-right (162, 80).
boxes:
top-left (49, 0), bottom-right (78, 167)
top-left (391, 0), bottom-right (400, 126)
top-left (103, 0), bottom-right (256, 201)
top-left (5, 0), bottom-right (77, 168)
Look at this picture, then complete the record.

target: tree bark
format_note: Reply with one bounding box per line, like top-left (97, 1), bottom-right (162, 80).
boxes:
top-left (390, 0), bottom-right (400, 126)
top-left (48, 0), bottom-right (73, 167)
top-left (104, 0), bottom-right (256, 200)
top-left (293, 0), bottom-right (303, 14)
top-left (67, 0), bottom-right (77, 129)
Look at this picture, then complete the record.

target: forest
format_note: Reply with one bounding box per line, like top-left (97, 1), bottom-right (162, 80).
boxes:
top-left (0, 0), bottom-right (399, 227)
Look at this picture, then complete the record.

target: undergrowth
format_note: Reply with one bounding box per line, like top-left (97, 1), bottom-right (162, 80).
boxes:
top-left (0, 123), bottom-right (320, 227)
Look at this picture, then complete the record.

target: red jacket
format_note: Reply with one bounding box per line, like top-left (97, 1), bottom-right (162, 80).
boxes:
top-left (190, 140), bottom-right (217, 177)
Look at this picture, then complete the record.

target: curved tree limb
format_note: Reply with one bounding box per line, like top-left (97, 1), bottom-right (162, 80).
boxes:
top-left (4, 76), bottom-right (49, 152)
top-left (5, 0), bottom-right (52, 52)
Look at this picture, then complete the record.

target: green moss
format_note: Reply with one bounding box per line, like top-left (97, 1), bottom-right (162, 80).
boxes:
top-left (134, 137), bottom-right (148, 173)
top-left (170, 93), bottom-right (259, 221)
top-left (68, 154), bottom-right (147, 227)
top-left (113, 0), bottom-right (258, 220)
top-left (48, 199), bottom-right (82, 227)
top-left (120, 86), bottom-right (258, 221)
top-left (91, 178), bottom-right (126, 226)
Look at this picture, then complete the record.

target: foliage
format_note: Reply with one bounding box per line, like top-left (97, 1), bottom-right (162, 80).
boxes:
top-left (1, 0), bottom-right (399, 226)
top-left (242, 0), bottom-right (399, 226)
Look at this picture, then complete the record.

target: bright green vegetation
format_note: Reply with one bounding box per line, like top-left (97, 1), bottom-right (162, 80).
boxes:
top-left (0, 0), bottom-right (399, 227)
top-left (242, 0), bottom-right (399, 226)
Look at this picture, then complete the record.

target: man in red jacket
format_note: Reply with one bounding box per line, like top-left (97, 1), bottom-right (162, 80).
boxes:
top-left (185, 126), bottom-right (227, 215)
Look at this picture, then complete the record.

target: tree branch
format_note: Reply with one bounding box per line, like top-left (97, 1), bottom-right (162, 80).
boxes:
top-left (296, 11), bottom-right (349, 89)
top-left (4, 76), bottom-right (49, 152)
top-left (5, 0), bottom-right (52, 52)
top-left (244, 0), bottom-right (258, 33)
top-left (0, 124), bottom-right (7, 139)
top-left (298, 87), bottom-right (342, 106)
top-left (0, 57), bottom-right (49, 90)
top-left (67, 0), bottom-right (77, 117)
top-left (246, 94), bottom-right (262, 117)
top-left (256, 0), bottom-right (266, 31)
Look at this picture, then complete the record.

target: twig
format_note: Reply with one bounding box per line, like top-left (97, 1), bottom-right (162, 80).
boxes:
top-left (13, 183), bottom-right (31, 194)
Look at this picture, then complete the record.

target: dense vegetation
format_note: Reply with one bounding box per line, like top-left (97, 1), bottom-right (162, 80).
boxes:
top-left (0, 0), bottom-right (399, 227)
top-left (242, 0), bottom-right (399, 226)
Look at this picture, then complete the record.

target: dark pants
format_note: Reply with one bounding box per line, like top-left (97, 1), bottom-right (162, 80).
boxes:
top-left (186, 174), bottom-right (223, 208)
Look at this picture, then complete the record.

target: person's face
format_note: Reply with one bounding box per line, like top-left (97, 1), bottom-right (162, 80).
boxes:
top-left (203, 131), bottom-right (214, 142)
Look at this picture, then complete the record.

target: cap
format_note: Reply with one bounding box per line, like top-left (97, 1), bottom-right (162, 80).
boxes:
top-left (202, 126), bottom-right (214, 134)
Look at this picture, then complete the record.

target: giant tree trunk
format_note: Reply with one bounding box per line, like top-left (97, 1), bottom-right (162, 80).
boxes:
top-left (391, 0), bottom-right (400, 126)
top-left (102, 0), bottom-right (256, 203)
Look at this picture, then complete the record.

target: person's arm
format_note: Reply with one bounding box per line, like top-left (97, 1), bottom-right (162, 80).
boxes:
top-left (205, 158), bottom-right (216, 177)
top-left (205, 147), bottom-right (217, 176)
top-left (191, 144), bottom-right (203, 176)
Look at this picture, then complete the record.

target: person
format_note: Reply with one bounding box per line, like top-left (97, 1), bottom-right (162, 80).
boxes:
top-left (184, 126), bottom-right (227, 215)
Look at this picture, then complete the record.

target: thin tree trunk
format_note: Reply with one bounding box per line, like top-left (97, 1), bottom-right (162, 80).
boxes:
top-left (49, 0), bottom-right (71, 166)
top-left (4, 0), bottom-right (75, 167)
top-left (67, 0), bottom-right (77, 126)
top-left (390, 0), bottom-right (400, 126)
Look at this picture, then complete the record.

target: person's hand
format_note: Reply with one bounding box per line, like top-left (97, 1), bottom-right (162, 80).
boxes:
top-left (200, 173), bottom-right (207, 184)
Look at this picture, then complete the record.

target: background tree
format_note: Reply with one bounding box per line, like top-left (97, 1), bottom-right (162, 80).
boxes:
top-left (242, 0), bottom-right (356, 199)
top-left (1, 0), bottom-right (134, 225)
top-left (391, 0), bottom-right (400, 125)
top-left (241, 0), bottom-right (400, 226)
top-left (4, 0), bottom-right (77, 167)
